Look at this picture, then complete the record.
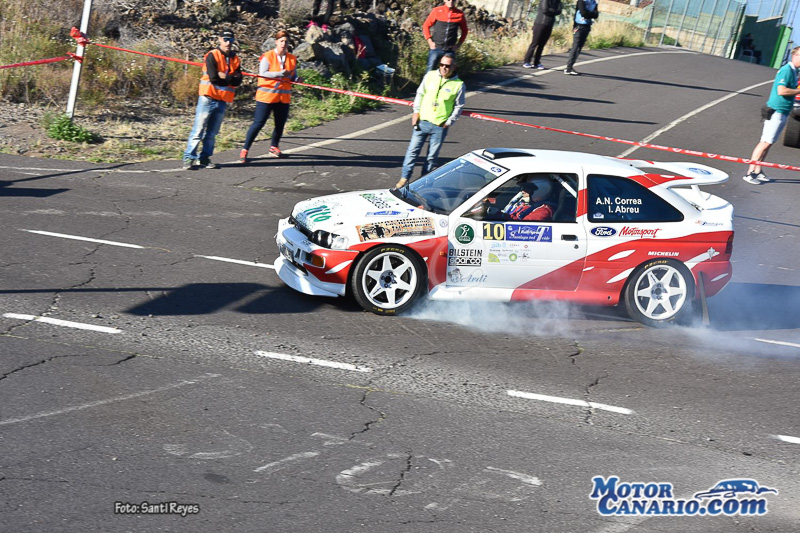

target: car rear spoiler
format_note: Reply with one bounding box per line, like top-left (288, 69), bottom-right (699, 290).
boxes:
top-left (612, 158), bottom-right (730, 209)
top-left (613, 158), bottom-right (730, 187)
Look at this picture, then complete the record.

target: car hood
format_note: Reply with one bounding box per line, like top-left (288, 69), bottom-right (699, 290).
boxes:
top-left (292, 189), bottom-right (443, 243)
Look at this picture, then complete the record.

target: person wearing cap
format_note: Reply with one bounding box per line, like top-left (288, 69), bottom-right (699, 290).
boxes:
top-left (489, 178), bottom-right (555, 221)
top-left (239, 30), bottom-right (298, 163)
top-left (182, 30), bottom-right (243, 170)
top-left (395, 52), bottom-right (465, 189)
top-left (422, 0), bottom-right (469, 72)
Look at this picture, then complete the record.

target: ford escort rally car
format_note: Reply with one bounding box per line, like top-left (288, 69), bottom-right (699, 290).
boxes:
top-left (274, 148), bottom-right (734, 326)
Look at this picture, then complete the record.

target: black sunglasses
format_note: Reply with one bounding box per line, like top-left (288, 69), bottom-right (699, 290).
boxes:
top-left (439, 63), bottom-right (453, 69)
top-left (222, 37), bottom-right (235, 43)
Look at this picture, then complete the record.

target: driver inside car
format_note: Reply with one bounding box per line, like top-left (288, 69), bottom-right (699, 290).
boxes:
top-left (488, 178), bottom-right (555, 221)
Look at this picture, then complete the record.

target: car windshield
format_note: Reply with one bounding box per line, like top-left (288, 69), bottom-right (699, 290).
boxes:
top-left (391, 155), bottom-right (503, 215)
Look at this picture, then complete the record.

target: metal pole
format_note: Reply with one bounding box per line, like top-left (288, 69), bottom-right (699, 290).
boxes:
top-left (643, 0), bottom-right (658, 43)
top-left (721, 2), bottom-right (745, 59)
top-left (688, 0), bottom-right (709, 51)
top-left (709, 0), bottom-right (734, 56)
top-left (700, 0), bottom-right (721, 52)
top-left (65, 0), bottom-right (93, 119)
top-left (675, 0), bottom-right (692, 49)
top-left (660, 0), bottom-right (676, 47)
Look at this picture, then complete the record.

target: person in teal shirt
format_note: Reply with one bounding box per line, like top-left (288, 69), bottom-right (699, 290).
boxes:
top-left (744, 46), bottom-right (800, 184)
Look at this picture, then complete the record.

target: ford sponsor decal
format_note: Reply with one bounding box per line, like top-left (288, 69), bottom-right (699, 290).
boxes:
top-left (591, 227), bottom-right (617, 237)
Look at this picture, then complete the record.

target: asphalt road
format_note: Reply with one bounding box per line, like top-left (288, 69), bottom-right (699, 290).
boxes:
top-left (1, 47), bottom-right (799, 532)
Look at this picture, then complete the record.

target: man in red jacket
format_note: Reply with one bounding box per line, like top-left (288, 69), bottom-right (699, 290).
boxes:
top-left (422, 0), bottom-right (469, 71)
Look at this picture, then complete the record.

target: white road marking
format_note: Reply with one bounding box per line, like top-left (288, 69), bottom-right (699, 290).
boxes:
top-left (484, 466), bottom-right (542, 486)
top-left (255, 350), bottom-right (372, 372)
top-left (23, 229), bottom-right (144, 248)
top-left (3, 313), bottom-right (122, 334)
top-left (618, 79), bottom-right (773, 158)
top-left (0, 374), bottom-right (219, 427)
top-left (253, 451), bottom-right (319, 473)
top-left (196, 255), bottom-right (275, 269)
top-left (507, 390), bottom-right (634, 415)
top-left (163, 430), bottom-right (253, 459)
top-left (755, 338), bottom-right (800, 349)
top-left (774, 434), bottom-right (800, 444)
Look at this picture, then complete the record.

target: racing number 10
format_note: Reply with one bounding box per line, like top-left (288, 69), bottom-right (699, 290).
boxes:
top-left (483, 223), bottom-right (505, 241)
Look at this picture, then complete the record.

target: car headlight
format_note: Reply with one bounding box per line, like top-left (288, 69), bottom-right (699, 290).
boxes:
top-left (311, 230), bottom-right (349, 250)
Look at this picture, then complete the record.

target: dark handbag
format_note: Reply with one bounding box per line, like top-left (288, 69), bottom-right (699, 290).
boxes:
top-left (761, 105), bottom-right (776, 120)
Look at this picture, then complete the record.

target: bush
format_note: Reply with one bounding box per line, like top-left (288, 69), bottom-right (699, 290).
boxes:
top-left (279, 0), bottom-right (313, 27)
top-left (45, 113), bottom-right (98, 143)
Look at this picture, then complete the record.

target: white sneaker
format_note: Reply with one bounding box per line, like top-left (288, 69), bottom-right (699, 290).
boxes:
top-left (742, 173), bottom-right (761, 185)
top-left (754, 172), bottom-right (773, 182)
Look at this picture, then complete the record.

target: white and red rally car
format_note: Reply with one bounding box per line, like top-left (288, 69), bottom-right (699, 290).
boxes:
top-left (275, 148), bottom-right (734, 326)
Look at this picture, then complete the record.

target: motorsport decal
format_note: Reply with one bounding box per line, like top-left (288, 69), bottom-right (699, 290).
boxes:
top-left (595, 196), bottom-right (643, 215)
top-left (447, 267), bottom-right (488, 284)
top-left (488, 242), bottom-right (533, 263)
top-left (454, 223), bottom-right (475, 244)
top-left (590, 476), bottom-right (778, 517)
top-left (619, 226), bottom-right (661, 238)
top-left (356, 217), bottom-right (435, 242)
top-left (688, 167), bottom-right (712, 175)
top-left (448, 248), bottom-right (482, 266)
top-left (295, 204), bottom-right (335, 228)
top-left (591, 227), bottom-right (617, 237)
top-left (695, 220), bottom-right (723, 227)
top-left (483, 223), bottom-right (552, 242)
top-left (365, 210), bottom-right (403, 217)
top-left (648, 251), bottom-right (679, 257)
top-left (360, 193), bottom-right (392, 209)
top-left (462, 153), bottom-right (509, 177)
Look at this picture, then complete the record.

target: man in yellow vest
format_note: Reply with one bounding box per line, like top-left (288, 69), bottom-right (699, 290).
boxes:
top-left (183, 29), bottom-right (243, 170)
top-left (396, 52), bottom-right (465, 188)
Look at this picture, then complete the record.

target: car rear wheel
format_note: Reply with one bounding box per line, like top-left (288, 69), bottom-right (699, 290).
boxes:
top-left (624, 259), bottom-right (695, 327)
top-left (783, 111), bottom-right (800, 148)
top-left (351, 245), bottom-right (426, 315)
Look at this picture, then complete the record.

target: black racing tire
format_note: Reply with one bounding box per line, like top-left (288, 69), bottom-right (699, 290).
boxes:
top-left (623, 259), bottom-right (695, 327)
top-left (350, 245), bottom-right (427, 315)
top-left (783, 111), bottom-right (800, 148)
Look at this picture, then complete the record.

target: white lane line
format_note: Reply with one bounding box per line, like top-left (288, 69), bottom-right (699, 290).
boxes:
top-left (755, 338), bottom-right (800, 349)
top-left (23, 229), bottom-right (145, 249)
top-left (255, 350), bottom-right (372, 373)
top-left (2, 313), bottom-right (122, 334)
top-left (253, 451), bottom-right (320, 473)
top-left (281, 50), bottom-right (693, 158)
top-left (507, 390), bottom-right (634, 415)
top-left (0, 374), bottom-right (219, 427)
top-left (618, 79), bottom-right (773, 158)
top-left (774, 434), bottom-right (800, 444)
top-left (196, 255), bottom-right (275, 269)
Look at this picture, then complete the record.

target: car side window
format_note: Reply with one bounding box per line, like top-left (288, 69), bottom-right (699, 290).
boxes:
top-left (587, 175), bottom-right (683, 223)
top-left (463, 173), bottom-right (578, 223)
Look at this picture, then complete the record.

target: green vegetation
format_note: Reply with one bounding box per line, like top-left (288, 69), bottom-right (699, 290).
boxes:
top-left (45, 113), bottom-right (97, 143)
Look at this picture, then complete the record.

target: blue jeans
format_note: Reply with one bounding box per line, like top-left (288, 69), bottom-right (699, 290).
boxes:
top-left (401, 120), bottom-right (448, 180)
top-left (184, 95), bottom-right (227, 162)
top-left (426, 48), bottom-right (446, 71)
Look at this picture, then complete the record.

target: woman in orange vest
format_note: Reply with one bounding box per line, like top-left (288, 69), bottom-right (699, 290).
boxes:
top-left (239, 30), bottom-right (298, 162)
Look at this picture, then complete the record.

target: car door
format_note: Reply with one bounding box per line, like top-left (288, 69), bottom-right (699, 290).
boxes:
top-left (447, 173), bottom-right (587, 291)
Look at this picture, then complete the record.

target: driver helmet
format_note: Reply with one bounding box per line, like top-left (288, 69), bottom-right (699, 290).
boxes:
top-left (520, 177), bottom-right (552, 201)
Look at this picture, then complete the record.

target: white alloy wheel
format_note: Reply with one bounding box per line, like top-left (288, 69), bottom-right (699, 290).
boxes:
top-left (351, 246), bottom-right (424, 315)
top-left (625, 260), bottom-right (694, 326)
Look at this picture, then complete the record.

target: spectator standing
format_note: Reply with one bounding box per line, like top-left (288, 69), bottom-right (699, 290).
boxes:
top-left (183, 30), bottom-right (243, 170)
top-left (743, 46), bottom-right (800, 184)
top-left (742, 33), bottom-right (762, 64)
top-left (396, 53), bottom-right (465, 188)
top-left (522, 0), bottom-right (563, 69)
top-left (422, 0), bottom-right (469, 72)
top-left (565, 0), bottom-right (598, 75)
top-left (239, 30), bottom-right (298, 163)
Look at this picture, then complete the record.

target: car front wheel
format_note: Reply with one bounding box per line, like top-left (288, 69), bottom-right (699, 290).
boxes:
top-left (784, 110), bottom-right (800, 148)
top-left (351, 245), bottom-right (426, 315)
top-left (624, 259), bottom-right (695, 326)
